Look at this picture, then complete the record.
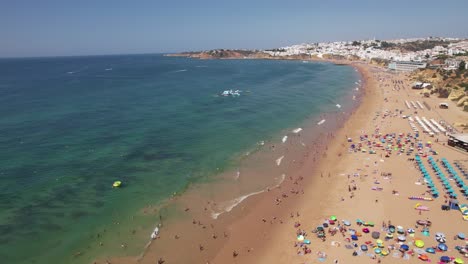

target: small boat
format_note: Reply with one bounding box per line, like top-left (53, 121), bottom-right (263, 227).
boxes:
top-left (113, 181), bottom-right (122, 188)
top-left (220, 89), bottom-right (241, 97)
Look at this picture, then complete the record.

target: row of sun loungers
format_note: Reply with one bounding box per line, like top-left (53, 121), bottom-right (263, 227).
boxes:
top-left (415, 155), bottom-right (439, 198)
top-left (430, 119), bottom-right (447, 133)
top-left (441, 158), bottom-right (468, 198)
top-left (411, 116), bottom-right (447, 136)
top-left (405, 100), bottom-right (424, 110)
top-left (454, 161), bottom-right (468, 178)
top-left (428, 156), bottom-right (457, 198)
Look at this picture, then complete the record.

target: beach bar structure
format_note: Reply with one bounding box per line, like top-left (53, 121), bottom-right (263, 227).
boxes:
top-left (388, 61), bottom-right (427, 72)
top-left (448, 134), bottom-right (468, 152)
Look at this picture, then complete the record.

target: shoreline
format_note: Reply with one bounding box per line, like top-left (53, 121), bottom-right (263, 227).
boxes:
top-left (98, 58), bottom-right (365, 264)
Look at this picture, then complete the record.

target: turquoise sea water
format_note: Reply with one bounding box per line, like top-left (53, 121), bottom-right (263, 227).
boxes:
top-left (0, 55), bottom-right (358, 263)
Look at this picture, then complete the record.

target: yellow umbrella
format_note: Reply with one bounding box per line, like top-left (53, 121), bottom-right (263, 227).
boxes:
top-left (376, 239), bottom-right (383, 244)
top-left (414, 240), bottom-right (424, 248)
top-left (297, 235), bottom-right (304, 241)
top-left (454, 258), bottom-right (464, 264)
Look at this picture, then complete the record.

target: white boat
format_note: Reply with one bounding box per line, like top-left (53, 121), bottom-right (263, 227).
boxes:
top-left (220, 89), bottom-right (241, 96)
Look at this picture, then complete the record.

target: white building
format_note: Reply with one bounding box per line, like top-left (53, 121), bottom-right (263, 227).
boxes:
top-left (388, 61), bottom-right (427, 72)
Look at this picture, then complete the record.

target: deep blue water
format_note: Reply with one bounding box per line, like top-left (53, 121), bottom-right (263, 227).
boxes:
top-left (0, 55), bottom-right (358, 263)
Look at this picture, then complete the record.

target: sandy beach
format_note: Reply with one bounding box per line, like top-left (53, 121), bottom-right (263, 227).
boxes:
top-left (100, 61), bottom-right (468, 264)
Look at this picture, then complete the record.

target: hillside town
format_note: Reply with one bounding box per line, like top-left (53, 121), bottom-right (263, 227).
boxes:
top-left (265, 37), bottom-right (468, 72)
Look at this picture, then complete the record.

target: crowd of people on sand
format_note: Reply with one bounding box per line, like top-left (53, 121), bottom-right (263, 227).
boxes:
top-left (292, 214), bottom-right (468, 263)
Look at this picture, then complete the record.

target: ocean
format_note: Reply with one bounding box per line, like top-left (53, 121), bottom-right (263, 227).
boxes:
top-left (0, 55), bottom-right (359, 263)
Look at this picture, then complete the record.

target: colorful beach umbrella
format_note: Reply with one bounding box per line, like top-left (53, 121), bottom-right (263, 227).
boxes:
top-left (415, 240), bottom-right (424, 248)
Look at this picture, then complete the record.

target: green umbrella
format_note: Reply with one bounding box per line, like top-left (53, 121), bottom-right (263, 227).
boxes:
top-left (330, 215), bottom-right (337, 221)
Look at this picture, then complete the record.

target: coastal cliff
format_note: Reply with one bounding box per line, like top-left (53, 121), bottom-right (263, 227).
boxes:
top-left (165, 49), bottom-right (313, 60)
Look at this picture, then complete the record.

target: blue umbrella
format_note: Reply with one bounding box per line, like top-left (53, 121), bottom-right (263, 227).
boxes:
top-left (438, 243), bottom-right (448, 251)
top-left (458, 233), bottom-right (466, 239)
top-left (400, 244), bottom-right (409, 251)
top-left (425, 247), bottom-right (435, 254)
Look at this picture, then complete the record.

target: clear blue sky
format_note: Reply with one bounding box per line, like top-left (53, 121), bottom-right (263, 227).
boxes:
top-left (1, 0), bottom-right (467, 57)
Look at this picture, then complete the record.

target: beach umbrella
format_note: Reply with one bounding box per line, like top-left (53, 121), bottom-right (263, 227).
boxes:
top-left (330, 215), bottom-right (337, 221)
top-left (376, 239), bottom-right (383, 245)
top-left (385, 233), bottom-right (393, 239)
top-left (396, 226), bottom-right (404, 234)
top-left (374, 248), bottom-right (381, 254)
top-left (362, 228), bottom-right (370, 233)
top-left (400, 244), bottom-right (409, 251)
top-left (342, 220), bottom-right (351, 226)
top-left (425, 247), bottom-right (435, 254)
top-left (438, 243), bottom-right (448, 251)
top-left (371, 231), bottom-right (380, 239)
top-left (397, 235), bottom-right (406, 242)
top-left (458, 233), bottom-right (466, 239)
top-left (455, 258), bottom-right (464, 264)
top-left (297, 235), bottom-right (304, 241)
top-left (435, 232), bottom-right (445, 240)
top-left (303, 239), bottom-right (311, 245)
top-left (351, 235), bottom-right (358, 241)
top-left (361, 244), bottom-right (368, 251)
top-left (415, 240), bottom-right (424, 248)
top-left (407, 228), bottom-right (415, 234)
top-left (440, 256), bottom-right (450, 263)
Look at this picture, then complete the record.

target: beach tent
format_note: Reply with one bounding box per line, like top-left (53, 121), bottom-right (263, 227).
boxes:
top-left (440, 256), bottom-right (451, 263)
top-left (418, 254), bottom-right (429, 261)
